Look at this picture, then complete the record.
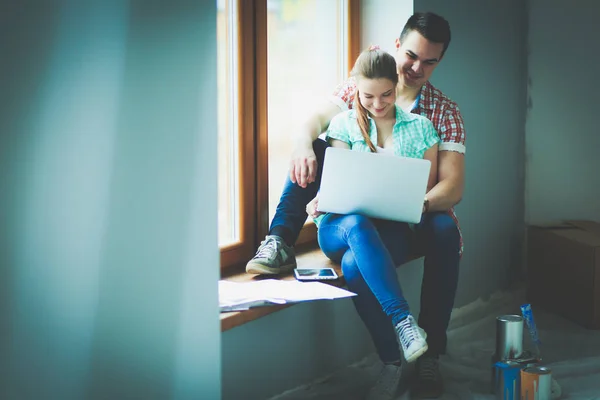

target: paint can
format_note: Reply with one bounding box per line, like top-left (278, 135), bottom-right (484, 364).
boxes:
top-left (521, 366), bottom-right (552, 400)
top-left (494, 360), bottom-right (522, 399)
top-left (491, 350), bottom-right (541, 394)
top-left (491, 353), bottom-right (499, 394)
top-left (496, 315), bottom-right (524, 360)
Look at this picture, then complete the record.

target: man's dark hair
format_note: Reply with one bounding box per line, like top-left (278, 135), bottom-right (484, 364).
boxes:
top-left (399, 12), bottom-right (451, 57)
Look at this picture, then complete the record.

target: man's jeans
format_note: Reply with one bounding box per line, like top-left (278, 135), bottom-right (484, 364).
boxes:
top-left (269, 139), bottom-right (460, 358)
top-left (269, 139), bottom-right (329, 245)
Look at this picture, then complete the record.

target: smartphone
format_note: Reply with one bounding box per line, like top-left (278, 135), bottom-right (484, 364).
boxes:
top-left (294, 268), bottom-right (339, 281)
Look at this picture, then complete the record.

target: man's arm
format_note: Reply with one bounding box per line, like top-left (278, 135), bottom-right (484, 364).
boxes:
top-left (305, 138), bottom-right (350, 219)
top-left (425, 151), bottom-right (464, 212)
top-left (290, 101), bottom-right (342, 188)
top-left (422, 144), bottom-right (440, 193)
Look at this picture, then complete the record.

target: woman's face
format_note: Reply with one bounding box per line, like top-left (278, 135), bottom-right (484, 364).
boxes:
top-left (357, 77), bottom-right (397, 118)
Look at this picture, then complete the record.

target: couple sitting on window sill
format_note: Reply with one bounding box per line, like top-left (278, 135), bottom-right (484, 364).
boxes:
top-left (246, 12), bottom-right (464, 400)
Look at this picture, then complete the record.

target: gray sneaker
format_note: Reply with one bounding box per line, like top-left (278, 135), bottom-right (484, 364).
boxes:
top-left (245, 235), bottom-right (297, 275)
top-left (366, 363), bottom-right (402, 400)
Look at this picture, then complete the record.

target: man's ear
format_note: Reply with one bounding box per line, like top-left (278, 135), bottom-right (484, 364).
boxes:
top-left (395, 38), bottom-right (401, 49)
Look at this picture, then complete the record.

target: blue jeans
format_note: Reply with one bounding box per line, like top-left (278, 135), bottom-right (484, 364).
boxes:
top-left (317, 214), bottom-right (413, 329)
top-left (269, 139), bottom-right (461, 359)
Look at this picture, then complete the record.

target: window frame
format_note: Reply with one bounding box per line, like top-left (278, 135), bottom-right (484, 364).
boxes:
top-left (220, 0), bottom-right (360, 272)
top-left (219, 0), bottom-right (257, 270)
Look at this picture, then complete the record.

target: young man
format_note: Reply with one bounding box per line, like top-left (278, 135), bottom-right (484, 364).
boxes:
top-left (246, 12), bottom-right (465, 399)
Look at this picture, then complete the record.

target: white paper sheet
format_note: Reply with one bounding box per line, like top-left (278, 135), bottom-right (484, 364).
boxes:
top-left (219, 279), bottom-right (356, 312)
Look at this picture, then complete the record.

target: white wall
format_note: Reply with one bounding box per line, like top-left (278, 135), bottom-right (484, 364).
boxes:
top-left (0, 1), bottom-right (220, 399)
top-left (222, 1), bottom-right (528, 399)
top-left (525, 0), bottom-right (600, 224)
top-left (222, 264), bottom-right (425, 400)
top-left (414, 0), bottom-right (529, 294)
top-left (360, 0), bottom-right (413, 52)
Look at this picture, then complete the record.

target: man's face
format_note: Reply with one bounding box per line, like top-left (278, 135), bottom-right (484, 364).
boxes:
top-left (394, 30), bottom-right (445, 90)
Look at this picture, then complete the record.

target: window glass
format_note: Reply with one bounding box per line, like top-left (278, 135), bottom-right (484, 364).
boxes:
top-left (267, 0), bottom-right (348, 223)
top-left (217, 0), bottom-right (240, 246)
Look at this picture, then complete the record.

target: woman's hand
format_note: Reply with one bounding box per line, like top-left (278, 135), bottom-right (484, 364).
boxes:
top-left (306, 196), bottom-right (324, 219)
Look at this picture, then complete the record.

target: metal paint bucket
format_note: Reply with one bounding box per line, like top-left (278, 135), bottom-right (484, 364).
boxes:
top-left (496, 315), bottom-right (524, 360)
top-left (494, 360), bottom-right (522, 399)
top-left (521, 366), bottom-right (552, 400)
top-left (491, 350), bottom-right (540, 394)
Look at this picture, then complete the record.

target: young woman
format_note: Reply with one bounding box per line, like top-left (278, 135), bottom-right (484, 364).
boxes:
top-left (306, 47), bottom-right (439, 399)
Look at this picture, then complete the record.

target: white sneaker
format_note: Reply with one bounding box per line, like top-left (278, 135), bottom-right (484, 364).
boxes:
top-left (395, 315), bottom-right (428, 363)
top-left (366, 363), bottom-right (402, 400)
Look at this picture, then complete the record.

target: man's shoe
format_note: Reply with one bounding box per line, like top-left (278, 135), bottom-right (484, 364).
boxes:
top-left (411, 355), bottom-right (443, 398)
top-left (394, 315), bottom-right (428, 363)
top-left (366, 363), bottom-right (402, 400)
top-left (245, 235), bottom-right (297, 275)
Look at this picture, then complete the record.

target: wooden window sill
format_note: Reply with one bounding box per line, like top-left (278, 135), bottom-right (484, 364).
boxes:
top-left (220, 245), bottom-right (422, 332)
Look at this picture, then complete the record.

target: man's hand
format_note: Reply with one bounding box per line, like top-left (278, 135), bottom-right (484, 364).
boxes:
top-left (290, 146), bottom-right (317, 188)
top-left (289, 102), bottom-right (342, 188)
top-left (305, 196), bottom-right (323, 219)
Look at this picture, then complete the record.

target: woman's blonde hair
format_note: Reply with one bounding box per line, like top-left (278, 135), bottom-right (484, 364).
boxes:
top-left (351, 47), bottom-right (398, 152)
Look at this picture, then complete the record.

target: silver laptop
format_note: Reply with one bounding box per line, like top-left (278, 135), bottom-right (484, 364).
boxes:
top-left (317, 147), bottom-right (431, 224)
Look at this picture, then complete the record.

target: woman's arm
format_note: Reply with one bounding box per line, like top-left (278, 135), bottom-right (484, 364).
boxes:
top-left (328, 138), bottom-right (351, 149)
